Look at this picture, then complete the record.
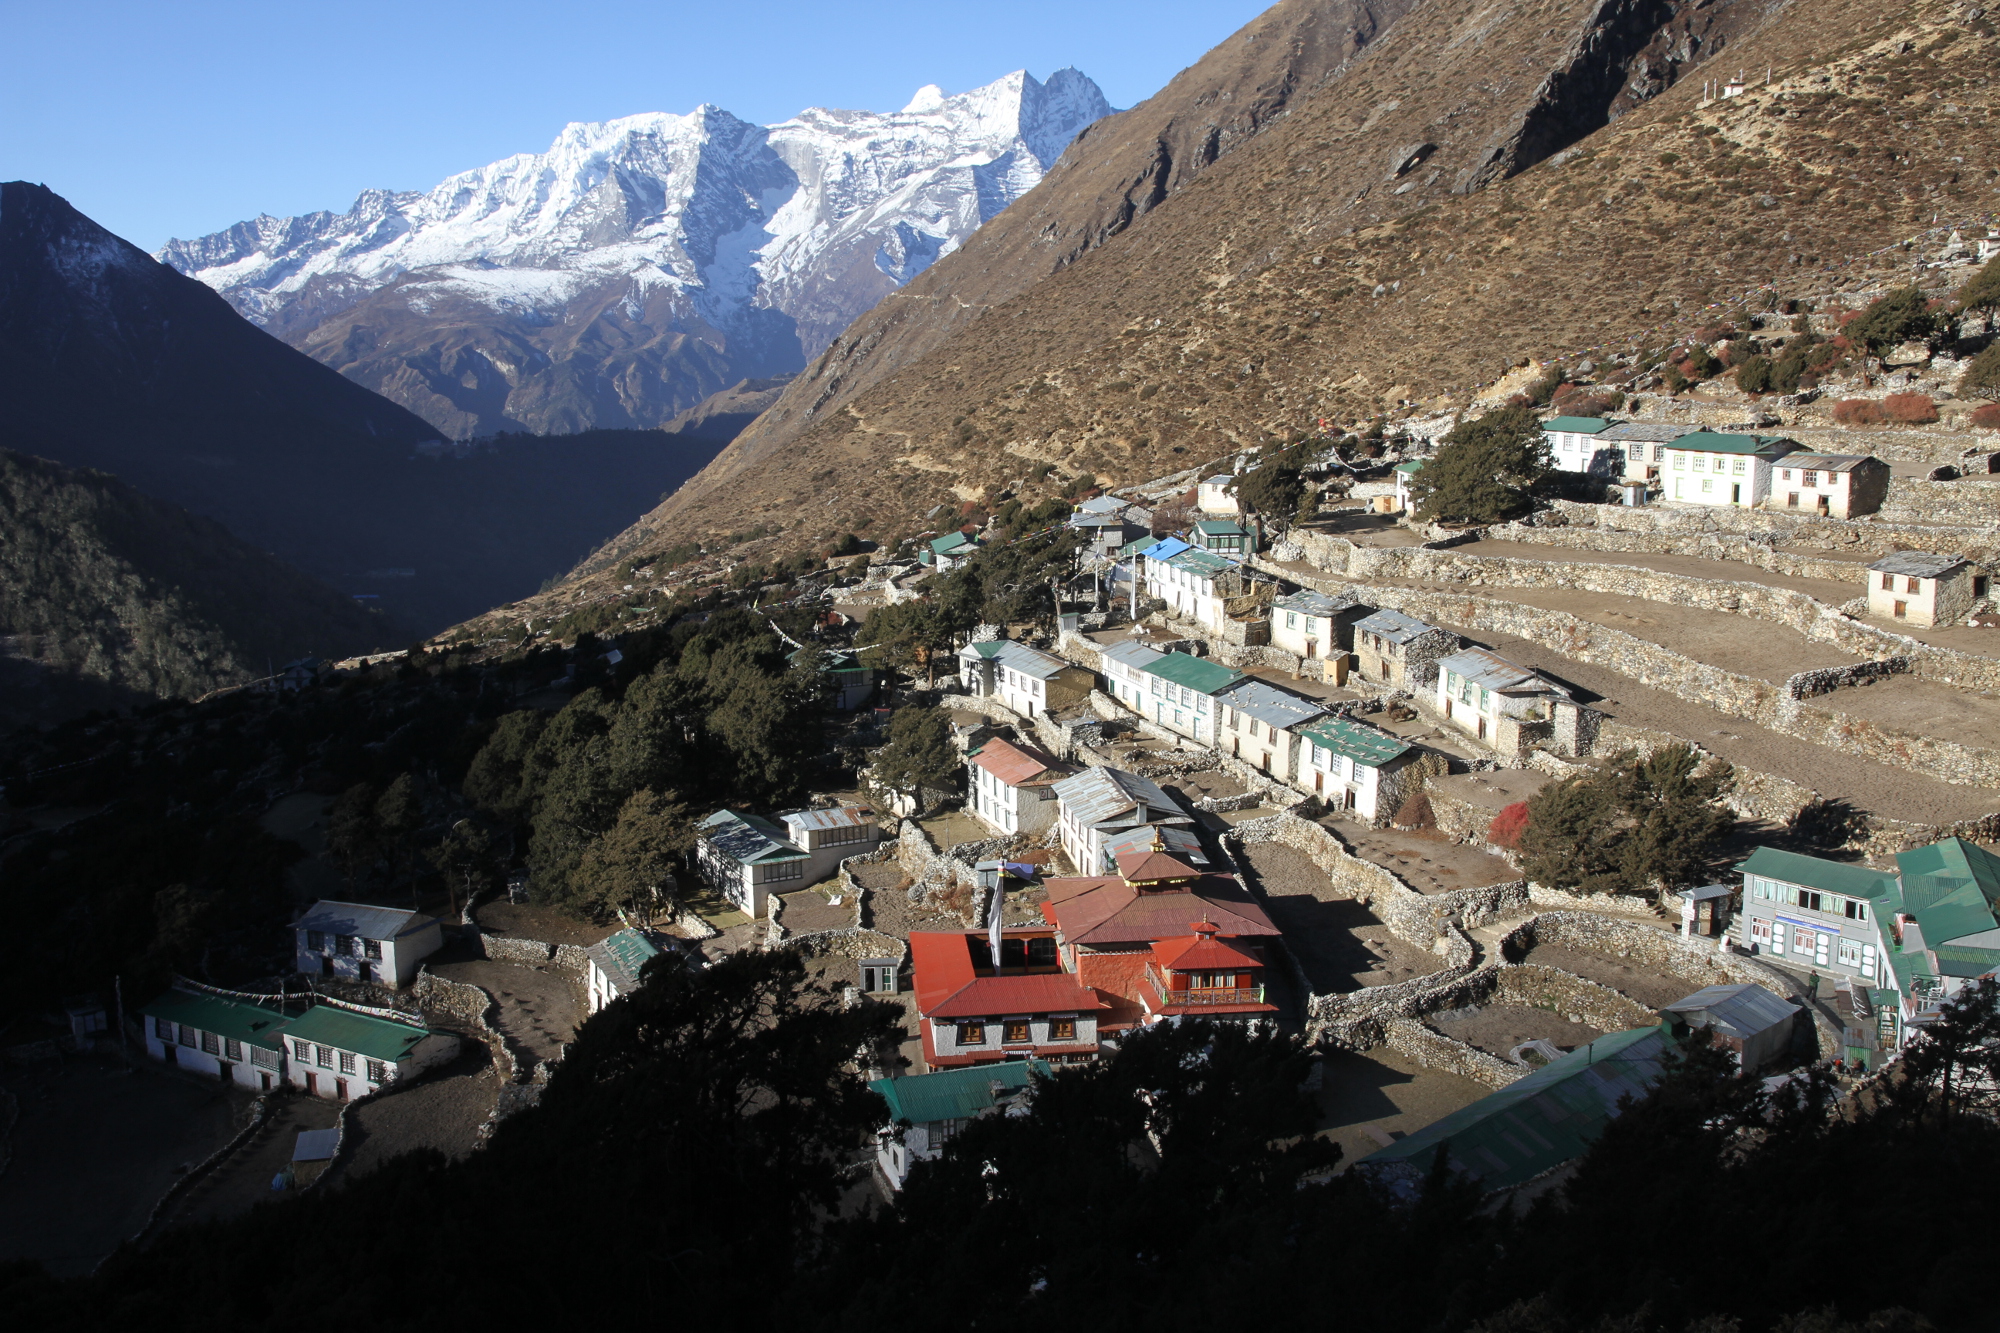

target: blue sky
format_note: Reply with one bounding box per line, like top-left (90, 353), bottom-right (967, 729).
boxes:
top-left (1, 0), bottom-right (1270, 252)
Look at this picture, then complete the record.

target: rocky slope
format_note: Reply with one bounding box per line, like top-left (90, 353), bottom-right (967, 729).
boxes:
top-left (159, 70), bottom-right (1113, 438)
top-left (521, 0), bottom-right (1993, 616)
top-left (0, 448), bottom-right (390, 729)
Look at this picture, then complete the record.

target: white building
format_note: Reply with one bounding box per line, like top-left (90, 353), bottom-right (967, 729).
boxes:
top-left (141, 990), bottom-right (291, 1093)
top-left (1294, 717), bottom-right (1418, 823)
top-left (964, 736), bottom-right (1071, 837)
top-left (1661, 432), bottom-right (1799, 508)
top-left (1865, 551), bottom-right (1984, 628)
top-left (1271, 588), bottom-right (1364, 670)
top-left (1051, 766), bottom-right (1193, 878)
top-left (1098, 638), bottom-right (1165, 711)
top-left (1599, 421), bottom-right (1695, 482)
top-left (1767, 453), bottom-right (1890, 519)
top-left (870, 1059), bottom-right (1045, 1191)
top-left (1197, 475), bottom-right (1240, 515)
top-left (1435, 647), bottom-right (1595, 759)
top-left (1134, 650), bottom-right (1244, 745)
top-left (282, 1004), bottom-right (458, 1101)
top-left (293, 901), bottom-right (444, 988)
top-left (1391, 459), bottom-right (1425, 513)
top-left (584, 927), bottom-right (664, 1012)
top-left (957, 640), bottom-right (1094, 719)
top-left (1541, 416), bottom-right (1620, 475)
top-left (1212, 676), bottom-right (1326, 779)
top-left (695, 806), bottom-right (880, 918)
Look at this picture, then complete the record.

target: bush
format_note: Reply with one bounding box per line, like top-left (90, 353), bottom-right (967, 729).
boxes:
top-left (1959, 343), bottom-right (2000, 404)
top-left (1392, 791), bottom-right (1434, 829)
top-left (1736, 355), bottom-right (1773, 394)
top-left (1846, 285), bottom-right (1939, 355)
top-left (1833, 399), bottom-right (1885, 425)
top-left (1973, 403), bottom-right (2000, 429)
top-left (1681, 347), bottom-right (1721, 380)
top-left (1882, 392), bottom-right (1939, 424)
top-left (1488, 801), bottom-right (1530, 851)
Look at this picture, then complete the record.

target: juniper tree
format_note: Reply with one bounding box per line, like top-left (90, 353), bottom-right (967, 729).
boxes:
top-left (1409, 404), bottom-right (1550, 525)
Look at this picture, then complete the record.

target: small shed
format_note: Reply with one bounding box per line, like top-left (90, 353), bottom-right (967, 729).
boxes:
top-left (1676, 883), bottom-right (1733, 938)
top-left (1659, 983), bottom-right (1803, 1074)
top-left (1864, 551), bottom-right (1983, 628)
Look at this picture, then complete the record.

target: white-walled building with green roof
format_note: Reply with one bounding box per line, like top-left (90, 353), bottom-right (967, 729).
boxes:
top-left (1662, 432), bottom-right (1800, 508)
top-left (142, 990), bottom-right (293, 1092)
top-left (1541, 416), bottom-right (1619, 476)
top-left (283, 1004), bottom-right (458, 1101)
top-left (1294, 717), bottom-right (1418, 823)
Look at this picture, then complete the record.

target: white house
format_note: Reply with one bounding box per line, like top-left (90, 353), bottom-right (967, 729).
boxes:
top-left (585, 927), bottom-right (664, 1012)
top-left (1143, 547), bottom-right (1263, 635)
top-left (957, 640), bottom-right (1095, 718)
top-left (1352, 609), bottom-right (1461, 691)
top-left (926, 530), bottom-right (981, 570)
top-left (141, 989), bottom-right (292, 1093)
top-left (1390, 459), bottom-right (1425, 513)
top-left (1661, 431), bottom-right (1799, 508)
top-left (282, 1004), bottom-right (458, 1101)
top-left (1435, 647), bottom-right (1595, 759)
top-left (1293, 717), bottom-right (1419, 823)
top-left (292, 901), bottom-right (444, 988)
top-left (1864, 551), bottom-right (1984, 628)
top-left (1271, 588), bottom-right (1366, 672)
top-left (1134, 650), bottom-right (1244, 745)
top-left (1098, 638), bottom-right (1165, 712)
top-left (1212, 676), bottom-right (1326, 779)
top-left (1051, 766), bottom-right (1193, 878)
top-left (1599, 421), bottom-right (1695, 482)
top-left (965, 736), bottom-right (1071, 837)
top-left (870, 1059), bottom-right (1045, 1191)
top-left (1541, 416), bottom-right (1619, 475)
top-left (1197, 475), bottom-right (1240, 515)
top-left (696, 806), bottom-right (881, 918)
top-left (1767, 453), bottom-right (1890, 519)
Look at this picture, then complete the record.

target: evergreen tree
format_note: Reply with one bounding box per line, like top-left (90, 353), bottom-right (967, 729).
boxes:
top-left (324, 780), bottom-right (382, 884)
top-left (1957, 342), bottom-right (2000, 405)
top-left (1846, 286), bottom-right (1939, 356)
top-left (564, 788), bottom-right (693, 923)
top-left (1958, 254), bottom-right (2000, 333)
top-left (1410, 405), bottom-right (1550, 525)
top-left (1517, 744), bottom-right (1735, 897)
top-left (868, 705), bottom-right (957, 816)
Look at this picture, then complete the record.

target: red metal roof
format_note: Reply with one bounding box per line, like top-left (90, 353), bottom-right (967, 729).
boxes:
top-left (1072, 950), bottom-right (1154, 1031)
top-left (969, 737), bottom-right (1068, 788)
top-left (1044, 876), bottom-right (1277, 947)
top-left (1153, 931), bottom-right (1265, 971)
top-left (908, 931), bottom-right (1105, 1019)
top-left (1113, 849), bottom-right (1199, 884)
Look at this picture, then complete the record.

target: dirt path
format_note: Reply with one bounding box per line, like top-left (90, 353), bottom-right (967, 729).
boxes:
top-left (336, 1047), bottom-right (501, 1179)
top-left (1453, 540), bottom-right (1861, 604)
top-left (165, 1093), bottom-right (342, 1229)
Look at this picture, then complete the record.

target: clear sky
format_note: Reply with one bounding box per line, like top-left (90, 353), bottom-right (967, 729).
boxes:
top-left (1, 0), bottom-right (1272, 253)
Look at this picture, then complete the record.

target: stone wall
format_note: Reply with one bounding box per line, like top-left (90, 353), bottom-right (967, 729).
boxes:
top-left (414, 969), bottom-right (527, 1083)
top-left (781, 928), bottom-right (908, 961)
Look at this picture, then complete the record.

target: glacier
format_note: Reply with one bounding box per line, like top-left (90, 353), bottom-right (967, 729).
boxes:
top-left (157, 69), bottom-right (1113, 438)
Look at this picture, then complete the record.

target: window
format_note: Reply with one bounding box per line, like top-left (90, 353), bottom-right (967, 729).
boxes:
top-left (1286, 612), bottom-right (1298, 629)
top-left (155, 1017), bottom-right (174, 1041)
top-left (293, 1039), bottom-right (312, 1062)
top-left (225, 1038), bottom-right (242, 1061)
top-left (1802, 471), bottom-right (1819, 486)
top-left (251, 1047), bottom-right (280, 1071)
top-left (179, 1025), bottom-right (197, 1048)
top-left (1050, 1017), bottom-right (1078, 1042)
top-left (1844, 899), bottom-right (1869, 922)
top-left (1881, 573), bottom-right (1894, 591)
top-left (1653, 444), bottom-right (1666, 461)
top-left (1002, 1021), bottom-right (1031, 1045)
top-left (316, 1044), bottom-right (335, 1069)
top-left (339, 1051), bottom-right (357, 1074)
top-left (957, 1023), bottom-right (987, 1046)
top-left (306, 930), bottom-right (325, 951)
top-left (1701, 479), bottom-right (1713, 493)
top-left (1907, 577), bottom-right (1921, 595)
top-left (1672, 455), bottom-right (1685, 470)
top-left (1838, 939), bottom-right (1863, 969)
top-left (1792, 926), bottom-right (1816, 955)
top-left (1691, 456), bottom-right (1704, 472)
top-left (764, 859), bottom-right (803, 883)
top-left (366, 1059), bottom-right (387, 1082)
top-left (1781, 469), bottom-right (1793, 481)
top-left (364, 938), bottom-right (383, 960)
top-left (335, 934), bottom-right (356, 956)
top-left (1751, 919), bottom-right (1772, 948)
top-left (1733, 458), bottom-right (1746, 475)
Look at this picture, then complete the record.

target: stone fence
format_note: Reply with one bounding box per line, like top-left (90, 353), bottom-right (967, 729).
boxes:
top-left (1785, 657), bottom-right (1912, 700)
top-left (414, 969), bottom-right (527, 1083)
top-left (476, 934), bottom-right (592, 974)
top-left (780, 927), bottom-right (908, 962)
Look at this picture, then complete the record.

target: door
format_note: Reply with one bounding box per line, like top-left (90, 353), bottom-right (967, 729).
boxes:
top-left (1816, 495), bottom-right (1829, 516)
top-left (1894, 600), bottom-right (1908, 619)
top-left (335, 1079), bottom-right (350, 1101)
top-left (1304, 639), bottom-right (1317, 659)
top-left (259, 1072), bottom-right (272, 1091)
top-left (1314, 771), bottom-right (1324, 795)
top-left (1731, 484), bottom-right (1741, 505)
top-left (217, 1063), bottom-right (233, 1084)
top-left (1787, 492), bottom-right (1799, 508)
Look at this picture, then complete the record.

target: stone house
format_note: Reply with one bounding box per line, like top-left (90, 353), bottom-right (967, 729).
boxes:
top-left (1766, 453), bottom-right (1889, 519)
top-left (585, 927), bottom-right (663, 1013)
top-left (957, 639), bottom-right (1095, 718)
top-left (1600, 421), bottom-right (1696, 483)
top-left (1270, 588), bottom-right (1369, 677)
top-left (1661, 431), bottom-right (1799, 508)
top-left (292, 901), bottom-right (443, 988)
top-left (1352, 609), bottom-right (1462, 691)
top-left (1211, 676), bottom-right (1326, 779)
top-left (282, 1004), bottom-right (457, 1101)
top-left (1068, 501), bottom-right (1143, 558)
top-left (871, 1058), bottom-right (1047, 1191)
top-left (1197, 474), bottom-right (1240, 515)
top-left (1134, 650), bottom-right (1244, 745)
top-left (1541, 416), bottom-right (1620, 475)
top-left (964, 735), bottom-right (1071, 837)
top-left (908, 928), bottom-right (1107, 1071)
top-left (1098, 638), bottom-right (1165, 712)
top-left (1434, 647), bottom-right (1597, 758)
top-left (141, 990), bottom-right (291, 1092)
top-left (1864, 551), bottom-right (1984, 627)
top-left (1051, 765), bottom-right (1193, 878)
top-left (1292, 716), bottom-right (1418, 823)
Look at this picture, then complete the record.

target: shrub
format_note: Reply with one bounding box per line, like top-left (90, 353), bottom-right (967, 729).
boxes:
top-left (1846, 285), bottom-right (1940, 355)
top-left (1972, 403), bottom-right (2000, 429)
top-left (1882, 392), bottom-right (1939, 424)
top-left (1682, 347), bottom-right (1721, 380)
top-left (1832, 399), bottom-right (1885, 425)
top-left (1736, 355), bottom-right (1773, 394)
top-left (1488, 801), bottom-right (1530, 851)
top-left (1959, 343), bottom-right (2000, 404)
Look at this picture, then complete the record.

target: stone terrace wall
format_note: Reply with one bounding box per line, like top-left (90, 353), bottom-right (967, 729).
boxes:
top-left (414, 969), bottom-right (526, 1083)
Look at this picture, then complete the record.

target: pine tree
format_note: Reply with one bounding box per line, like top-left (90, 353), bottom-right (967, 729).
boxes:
top-left (1409, 405), bottom-right (1550, 525)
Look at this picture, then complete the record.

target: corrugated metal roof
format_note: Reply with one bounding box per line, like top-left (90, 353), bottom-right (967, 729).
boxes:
top-left (1777, 453), bottom-right (1877, 473)
top-left (1145, 537), bottom-right (1193, 563)
top-left (959, 639), bottom-right (1073, 679)
top-left (1070, 511), bottom-right (1133, 529)
top-left (1099, 640), bottom-right (1166, 672)
top-left (908, 931), bottom-right (1106, 1018)
top-left (1195, 519), bottom-right (1248, 535)
top-left (1118, 534), bottom-right (1163, 558)
top-left (783, 806), bottom-right (875, 832)
top-left (1600, 422), bottom-right (1696, 443)
top-left (292, 900), bottom-right (436, 941)
top-left (1075, 495), bottom-right (1128, 514)
top-left (1213, 677), bottom-right (1326, 730)
top-left (1895, 838), bottom-right (2000, 947)
top-left (1436, 647), bottom-right (1567, 696)
top-left (870, 1059), bottom-right (1049, 1124)
top-left (140, 991), bottom-right (290, 1051)
top-left (1353, 609), bottom-right (1441, 644)
top-left (1273, 589), bottom-right (1363, 617)
top-left (1661, 983), bottom-right (1799, 1041)
top-left (1667, 431), bottom-right (1795, 456)
top-left (969, 737), bottom-right (1067, 788)
top-left (1297, 717), bottom-right (1412, 768)
top-left (1932, 944), bottom-right (2000, 978)
top-left (1141, 651), bottom-right (1243, 695)
top-left (1543, 416), bottom-right (1611, 434)
top-left (1737, 846), bottom-right (1898, 900)
top-left (1166, 548), bottom-right (1239, 578)
top-left (283, 1005), bottom-right (432, 1062)
top-left (931, 531), bottom-right (978, 555)
top-left (698, 809), bottom-right (807, 865)
top-left (586, 928), bottom-right (663, 996)
top-left (1867, 551), bottom-right (1967, 578)
top-left (1203, 474), bottom-right (1234, 485)
top-left (1050, 766), bottom-right (1186, 831)
top-left (1394, 460), bottom-right (1426, 475)
top-left (1043, 876), bottom-right (1276, 947)
top-left (1103, 824), bottom-right (1210, 868)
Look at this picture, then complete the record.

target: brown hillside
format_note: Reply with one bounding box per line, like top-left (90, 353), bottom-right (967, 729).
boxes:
top-left (488, 0), bottom-right (1998, 630)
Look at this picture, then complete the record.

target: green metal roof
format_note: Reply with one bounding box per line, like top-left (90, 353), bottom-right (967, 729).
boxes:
top-left (282, 1005), bottom-right (433, 1063)
top-left (931, 531), bottom-right (978, 556)
top-left (1357, 1024), bottom-right (1672, 1193)
top-left (870, 1059), bottom-right (1049, 1124)
top-left (1543, 416), bottom-right (1611, 434)
top-left (1895, 838), bottom-right (2000, 948)
top-left (1166, 548), bottom-right (1237, 577)
top-left (1393, 460), bottom-right (1427, 475)
top-left (1298, 717), bottom-right (1412, 768)
top-left (1738, 847), bottom-right (1898, 901)
top-left (1195, 519), bottom-right (1248, 536)
top-left (1140, 651), bottom-right (1243, 695)
top-left (141, 991), bottom-right (291, 1052)
top-left (1118, 534), bottom-right (1162, 558)
top-left (600, 927), bottom-right (661, 977)
top-left (1932, 944), bottom-right (2000, 978)
top-left (1668, 431), bottom-right (1793, 456)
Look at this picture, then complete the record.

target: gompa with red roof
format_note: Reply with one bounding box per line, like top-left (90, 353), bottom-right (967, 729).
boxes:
top-left (908, 928), bottom-right (1108, 1070)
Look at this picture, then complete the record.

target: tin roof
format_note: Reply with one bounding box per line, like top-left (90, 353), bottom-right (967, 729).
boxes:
top-left (585, 928), bottom-right (663, 997)
top-left (1166, 548), bottom-right (1239, 578)
top-left (1153, 930), bottom-right (1264, 972)
top-left (1103, 824), bottom-right (1210, 869)
top-left (1660, 983), bottom-right (1799, 1041)
top-left (140, 991), bottom-right (290, 1051)
top-left (292, 900), bottom-right (437, 941)
top-left (1113, 850), bottom-right (1201, 883)
top-left (1144, 536), bottom-right (1193, 564)
top-left (1599, 422), bottom-right (1696, 443)
top-left (958, 639), bottom-right (1073, 679)
top-left (1075, 494), bottom-right (1128, 515)
top-left (1297, 717), bottom-right (1413, 768)
top-left (283, 1004), bottom-right (433, 1063)
top-left (1393, 459), bottom-right (1427, 475)
top-left (1777, 453), bottom-right (1878, 473)
top-left (1118, 534), bottom-right (1163, 559)
top-left (1050, 766), bottom-right (1187, 832)
top-left (1895, 837), bottom-right (2000, 948)
top-left (1070, 511), bottom-right (1134, 530)
top-left (1666, 431), bottom-right (1796, 456)
top-left (782, 806), bottom-right (876, 833)
top-left (1867, 551), bottom-right (1968, 578)
top-left (1141, 651), bottom-right (1244, 695)
top-left (1099, 639), bottom-right (1166, 673)
top-left (698, 809), bottom-right (808, 865)
top-left (1213, 677), bottom-right (1327, 730)
top-left (1737, 846), bottom-right (1898, 901)
top-left (908, 931), bottom-right (1106, 1018)
top-left (931, 531), bottom-right (979, 556)
top-left (870, 1059), bottom-right (1050, 1125)
top-left (1195, 519), bottom-right (1248, 536)
top-left (1543, 416), bottom-right (1612, 434)
top-left (1273, 588), bottom-right (1364, 618)
top-left (1436, 647), bottom-right (1569, 696)
top-left (1353, 608), bottom-right (1441, 644)
top-left (1203, 474), bottom-right (1234, 486)
top-left (969, 737), bottom-right (1068, 788)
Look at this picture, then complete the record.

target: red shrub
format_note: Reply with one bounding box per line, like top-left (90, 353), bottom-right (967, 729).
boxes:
top-left (1833, 399), bottom-right (1886, 425)
top-left (1973, 403), bottom-right (2000, 429)
top-left (1882, 392), bottom-right (1939, 424)
top-left (1488, 801), bottom-right (1530, 851)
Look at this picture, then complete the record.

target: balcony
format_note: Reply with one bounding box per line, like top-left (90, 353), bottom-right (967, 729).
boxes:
top-left (1147, 965), bottom-right (1267, 1010)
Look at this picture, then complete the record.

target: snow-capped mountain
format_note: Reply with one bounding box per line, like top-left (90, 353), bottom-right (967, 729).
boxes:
top-left (158, 68), bottom-right (1113, 438)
